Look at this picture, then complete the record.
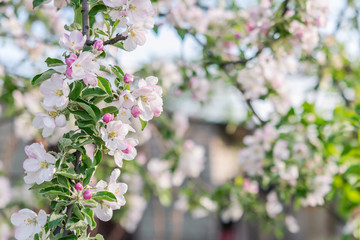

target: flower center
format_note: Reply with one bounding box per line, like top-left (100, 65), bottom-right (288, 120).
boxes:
top-left (40, 161), bottom-right (47, 168)
top-left (115, 188), bottom-right (120, 195)
top-left (108, 131), bottom-right (117, 139)
top-left (49, 111), bottom-right (57, 118)
top-left (124, 95), bottom-right (129, 101)
top-left (141, 96), bottom-right (149, 104)
top-left (121, 111), bottom-right (127, 116)
top-left (129, 5), bottom-right (136, 11)
top-left (130, 29), bottom-right (136, 37)
top-left (54, 89), bottom-right (63, 96)
top-left (71, 41), bottom-right (75, 46)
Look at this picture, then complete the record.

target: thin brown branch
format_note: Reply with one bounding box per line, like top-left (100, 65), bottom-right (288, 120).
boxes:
top-left (86, 33), bottom-right (128, 46)
top-left (62, 150), bottom-right (82, 236)
top-left (81, 0), bottom-right (90, 40)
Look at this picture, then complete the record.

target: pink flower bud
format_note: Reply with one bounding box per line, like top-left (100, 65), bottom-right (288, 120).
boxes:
top-left (65, 67), bottom-right (72, 79)
top-left (65, 53), bottom-right (77, 67)
top-left (131, 106), bottom-right (142, 118)
top-left (102, 113), bottom-right (114, 123)
top-left (124, 73), bottom-right (134, 84)
top-left (75, 182), bottom-right (83, 191)
top-left (93, 40), bottom-right (104, 51)
top-left (122, 144), bottom-right (131, 154)
top-left (83, 189), bottom-right (92, 200)
top-left (234, 32), bottom-right (241, 39)
top-left (246, 22), bottom-right (255, 32)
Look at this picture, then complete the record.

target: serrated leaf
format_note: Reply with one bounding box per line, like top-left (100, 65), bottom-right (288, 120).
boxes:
top-left (93, 191), bottom-right (117, 202)
top-left (97, 76), bottom-right (113, 97)
top-left (32, 69), bottom-right (57, 85)
top-left (82, 88), bottom-right (107, 98)
top-left (89, 4), bottom-right (107, 16)
top-left (45, 57), bottom-right (65, 67)
top-left (101, 106), bottom-right (118, 115)
top-left (57, 171), bottom-right (80, 179)
top-left (48, 212), bottom-right (66, 229)
top-left (69, 81), bottom-right (84, 100)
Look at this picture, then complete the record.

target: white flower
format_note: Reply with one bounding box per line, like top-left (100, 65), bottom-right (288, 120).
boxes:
top-left (285, 215), bottom-right (300, 233)
top-left (11, 209), bottom-right (47, 240)
top-left (116, 108), bottom-right (132, 124)
top-left (59, 30), bottom-right (86, 51)
top-left (100, 120), bottom-right (134, 152)
top-left (266, 192), bottom-right (283, 218)
top-left (120, 90), bottom-right (136, 109)
top-left (173, 140), bottom-right (205, 186)
top-left (94, 169), bottom-right (128, 222)
top-left (103, 0), bottom-right (126, 8)
top-left (127, 0), bottom-right (153, 23)
top-left (221, 194), bottom-right (243, 223)
top-left (124, 24), bottom-right (147, 51)
top-left (113, 138), bottom-right (139, 168)
top-left (39, 73), bottom-right (69, 109)
top-left (32, 111), bottom-right (66, 138)
top-left (132, 76), bottom-right (163, 121)
top-left (69, 51), bottom-right (100, 80)
top-left (23, 143), bottom-right (56, 185)
top-left (0, 176), bottom-right (11, 208)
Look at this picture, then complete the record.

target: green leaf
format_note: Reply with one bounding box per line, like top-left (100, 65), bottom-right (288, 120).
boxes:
top-left (59, 138), bottom-right (72, 148)
top-left (48, 212), bottom-right (66, 229)
top-left (82, 208), bottom-right (96, 230)
top-left (57, 171), bottom-right (80, 179)
top-left (69, 81), bottom-right (85, 100)
top-left (140, 118), bottom-right (147, 131)
top-left (83, 167), bottom-right (95, 185)
top-left (82, 88), bottom-right (107, 98)
top-left (65, 218), bottom-right (88, 232)
top-left (77, 102), bottom-right (97, 121)
top-left (101, 106), bottom-right (118, 115)
top-left (97, 76), bottom-right (113, 97)
top-left (94, 234), bottom-right (104, 240)
top-left (33, 0), bottom-right (47, 8)
top-left (45, 57), bottom-right (65, 67)
top-left (89, 4), bottom-right (107, 16)
top-left (31, 69), bottom-right (57, 85)
top-left (73, 204), bottom-right (84, 220)
top-left (110, 65), bottom-right (124, 79)
top-left (345, 165), bottom-right (360, 176)
top-left (30, 181), bottom-right (57, 190)
top-left (59, 235), bottom-right (78, 240)
top-left (93, 149), bottom-right (102, 166)
top-left (93, 191), bottom-right (117, 202)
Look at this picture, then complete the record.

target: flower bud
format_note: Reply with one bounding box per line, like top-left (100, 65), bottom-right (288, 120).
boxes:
top-left (75, 182), bottom-right (83, 191)
top-left (65, 67), bottom-right (72, 79)
top-left (124, 73), bottom-right (134, 84)
top-left (102, 113), bottom-right (114, 123)
top-left (65, 53), bottom-right (77, 67)
top-left (131, 106), bottom-right (142, 118)
top-left (83, 189), bottom-right (92, 200)
top-left (93, 40), bottom-right (104, 51)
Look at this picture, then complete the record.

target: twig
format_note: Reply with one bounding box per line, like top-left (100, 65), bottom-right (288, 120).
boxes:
top-left (81, 0), bottom-right (90, 40)
top-left (62, 150), bottom-right (82, 236)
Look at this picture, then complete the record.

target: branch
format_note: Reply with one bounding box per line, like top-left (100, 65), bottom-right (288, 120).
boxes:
top-left (85, 33), bottom-right (128, 46)
top-left (62, 150), bottom-right (82, 236)
top-left (81, 0), bottom-right (90, 40)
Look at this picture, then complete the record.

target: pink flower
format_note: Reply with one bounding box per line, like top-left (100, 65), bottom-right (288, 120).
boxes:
top-left (131, 106), bottom-right (142, 118)
top-left (102, 113), bottom-right (114, 123)
top-left (93, 40), bottom-right (104, 51)
top-left (124, 73), bottom-right (134, 84)
top-left (75, 182), bottom-right (83, 191)
top-left (59, 30), bottom-right (86, 51)
top-left (83, 189), bottom-right (92, 200)
top-left (65, 53), bottom-right (77, 67)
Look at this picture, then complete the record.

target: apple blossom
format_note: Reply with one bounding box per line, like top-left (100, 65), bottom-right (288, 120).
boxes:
top-left (94, 169), bottom-right (128, 221)
top-left (75, 182), bottom-right (83, 191)
top-left (68, 51), bottom-right (100, 81)
top-left (39, 73), bottom-right (69, 109)
top-left (100, 120), bottom-right (134, 152)
top-left (59, 30), bottom-right (86, 51)
top-left (120, 90), bottom-right (136, 109)
top-left (102, 113), bottom-right (114, 123)
top-left (11, 209), bottom-right (47, 240)
top-left (33, 112), bottom-right (66, 138)
top-left (83, 189), bottom-right (92, 200)
top-left (65, 52), bottom-right (77, 67)
top-left (124, 73), bottom-right (134, 83)
top-left (124, 24), bottom-right (147, 51)
top-left (132, 76), bottom-right (163, 121)
top-left (127, 0), bottom-right (153, 23)
top-left (103, 0), bottom-right (126, 8)
top-left (93, 40), bottom-right (104, 51)
top-left (23, 143), bottom-right (56, 185)
top-left (113, 138), bottom-right (139, 167)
